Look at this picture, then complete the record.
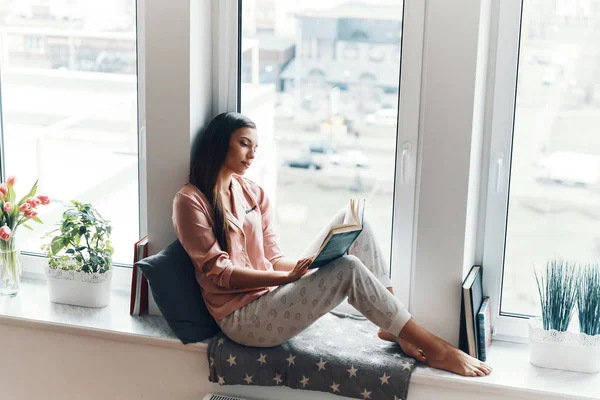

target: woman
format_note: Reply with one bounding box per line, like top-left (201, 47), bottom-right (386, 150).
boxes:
top-left (173, 112), bottom-right (492, 377)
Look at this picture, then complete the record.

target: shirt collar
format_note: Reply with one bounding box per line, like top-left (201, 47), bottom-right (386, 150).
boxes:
top-left (227, 177), bottom-right (248, 233)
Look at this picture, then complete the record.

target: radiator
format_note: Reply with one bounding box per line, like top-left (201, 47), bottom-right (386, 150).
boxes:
top-left (202, 395), bottom-right (252, 400)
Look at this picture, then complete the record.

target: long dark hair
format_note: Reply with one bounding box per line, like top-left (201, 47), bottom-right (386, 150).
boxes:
top-left (189, 112), bottom-right (256, 252)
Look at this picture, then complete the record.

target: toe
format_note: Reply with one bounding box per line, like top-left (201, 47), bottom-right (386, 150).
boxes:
top-left (478, 362), bottom-right (492, 374)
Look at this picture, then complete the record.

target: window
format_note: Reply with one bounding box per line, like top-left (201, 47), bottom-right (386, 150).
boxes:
top-left (342, 41), bottom-right (360, 61)
top-left (24, 35), bottom-right (43, 53)
top-left (0, 2), bottom-right (139, 266)
top-left (368, 45), bottom-right (385, 63)
top-left (484, 0), bottom-right (600, 329)
top-left (239, 1), bottom-right (408, 284)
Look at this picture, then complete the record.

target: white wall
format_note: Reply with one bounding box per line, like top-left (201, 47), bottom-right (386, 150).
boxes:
top-left (410, 0), bottom-right (492, 345)
top-left (0, 323), bottom-right (209, 400)
top-left (143, 0), bottom-right (215, 257)
top-left (463, 0), bottom-right (493, 279)
top-left (0, 323), bottom-right (527, 400)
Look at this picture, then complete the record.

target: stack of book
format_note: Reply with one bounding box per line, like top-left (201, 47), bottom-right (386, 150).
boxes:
top-left (459, 265), bottom-right (492, 361)
top-left (130, 236), bottom-right (148, 316)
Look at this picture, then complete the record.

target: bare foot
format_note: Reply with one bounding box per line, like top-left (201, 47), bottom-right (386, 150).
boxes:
top-left (427, 342), bottom-right (492, 377)
top-left (378, 329), bottom-right (427, 362)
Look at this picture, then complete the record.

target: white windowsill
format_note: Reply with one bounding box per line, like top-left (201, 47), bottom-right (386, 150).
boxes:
top-left (0, 278), bottom-right (598, 400)
top-left (0, 276), bottom-right (208, 352)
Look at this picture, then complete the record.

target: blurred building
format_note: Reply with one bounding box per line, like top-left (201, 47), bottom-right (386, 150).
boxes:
top-left (241, 35), bottom-right (295, 90)
top-left (241, 0), bottom-right (295, 90)
top-left (0, 0), bottom-right (136, 73)
top-left (280, 2), bottom-right (402, 107)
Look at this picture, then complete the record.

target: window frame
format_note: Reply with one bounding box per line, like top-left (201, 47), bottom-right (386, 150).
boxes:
top-left (481, 0), bottom-right (529, 341)
top-left (3, 12), bottom-right (143, 291)
top-left (0, 0), bottom-right (502, 344)
top-left (233, 0), bottom-right (425, 309)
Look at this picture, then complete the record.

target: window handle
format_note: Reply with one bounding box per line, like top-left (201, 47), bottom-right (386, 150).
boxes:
top-left (400, 143), bottom-right (412, 184)
top-left (495, 152), bottom-right (504, 193)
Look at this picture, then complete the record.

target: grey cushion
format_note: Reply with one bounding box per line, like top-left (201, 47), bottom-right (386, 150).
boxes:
top-left (136, 239), bottom-right (220, 344)
top-left (208, 312), bottom-right (417, 399)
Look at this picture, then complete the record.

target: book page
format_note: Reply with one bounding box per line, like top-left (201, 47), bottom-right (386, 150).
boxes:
top-left (342, 199), bottom-right (364, 227)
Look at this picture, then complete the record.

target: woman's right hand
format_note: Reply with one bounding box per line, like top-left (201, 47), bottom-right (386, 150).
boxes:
top-left (285, 256), bottom-right (313, 283)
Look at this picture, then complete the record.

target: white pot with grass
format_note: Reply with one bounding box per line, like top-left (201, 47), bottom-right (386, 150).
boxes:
top-left (530, 260), bottom-right (600, 373)
top-left (42, 201), bottom-right (114, 308)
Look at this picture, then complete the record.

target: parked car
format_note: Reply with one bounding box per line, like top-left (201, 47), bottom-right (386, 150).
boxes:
top-left (535, 151), bottom-right (600, 187)
top-left (284, 153), bottom-right (324, 170)
top-left (308, 141), bottom-right (336, 155)
top-left (330, 150), bottom-right (369, 168)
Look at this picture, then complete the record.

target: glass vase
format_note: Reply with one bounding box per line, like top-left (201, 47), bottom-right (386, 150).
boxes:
top-left (0, 239), bottom-right (21, 296)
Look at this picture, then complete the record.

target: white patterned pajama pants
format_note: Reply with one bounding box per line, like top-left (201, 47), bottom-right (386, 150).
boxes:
top-left (217, 209), bottom-right (412, 347)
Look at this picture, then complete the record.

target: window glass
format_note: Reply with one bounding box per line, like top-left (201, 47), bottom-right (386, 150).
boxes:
top-left (0, 1), bottom-right (139, 265)
top-left (240, 0), bottom-right (403, 261)
top-left (502, 0), bottom-right (600, 315)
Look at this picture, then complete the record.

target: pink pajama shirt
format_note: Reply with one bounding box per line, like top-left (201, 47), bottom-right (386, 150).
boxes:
top-left (173, 176), bottom-right (411, 347)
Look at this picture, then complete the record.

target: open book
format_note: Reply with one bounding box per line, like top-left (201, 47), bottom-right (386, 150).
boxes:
top-left (310, 199), bottom-right (366, 269)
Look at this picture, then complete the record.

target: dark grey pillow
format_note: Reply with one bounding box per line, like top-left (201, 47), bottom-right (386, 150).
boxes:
top-left (136, 239), bottom-right (220, 344)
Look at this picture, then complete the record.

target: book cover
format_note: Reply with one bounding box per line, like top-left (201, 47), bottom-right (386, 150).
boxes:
top-left (458, 265), bottom-right (483, 359)
top-left (130, 236), bottom-right (148, 316)
top-left (477, 296), bottom-right (492, 361)
top-left (310, 229), bottom-right (363, 269)
top-left (309, 199), bottom-right (365, 269)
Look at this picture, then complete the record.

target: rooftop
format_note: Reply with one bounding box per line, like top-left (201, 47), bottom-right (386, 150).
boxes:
top-left (295, 1), bottom-right (403, 22)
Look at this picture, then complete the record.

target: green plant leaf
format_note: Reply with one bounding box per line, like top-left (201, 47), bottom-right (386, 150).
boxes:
top-left (43, 200), bottom-right (112, 273)
top-left (51, 236), bottom-right (64, 255)
top-left (578, 263), bottom-right (600, 336)
top-left (32, 216), bottom-right (43, 224)
top-left (8, 186), bottom-right (16, 203)
top-left (535, 259), bottom-right (578, 332)
top-left (22, 223), bottom-right (33, 231)
top-left (17, 180), bottom-right (38, 206)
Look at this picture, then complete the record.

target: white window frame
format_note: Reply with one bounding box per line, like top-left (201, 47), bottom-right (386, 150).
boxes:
top-left (5, 0), bottom-right (500, 342)
top-left (9, 0), bottom-right (216, 314)
top-left (229, 0), bottom-right (425, 309)
top-left (12, 28), bottom-right (144, 293)
top-left (481, 0), bottom-right (530, 341)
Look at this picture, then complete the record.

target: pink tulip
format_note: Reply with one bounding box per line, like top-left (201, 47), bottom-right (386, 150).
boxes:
top-left (0, 184), bottom-right (7, 199)
top-left (3, 202), bottom-right (13, 213)
top-left (19, 203), bottom-right (31, 212)
top-left (0, 226), bottom-right (11, 242)
top-left (24, 209), bottom-right (38, 219)
top-left (37, 195), bottom-right (50, 205)
top-left (26, 197), bottom-right (41, 207)
top-left (6, 176), bottom-right (15, 188)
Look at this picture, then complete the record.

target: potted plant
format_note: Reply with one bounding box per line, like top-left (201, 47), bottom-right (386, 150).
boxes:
top-left (577, 263), bottom-right (600, 337)
top-left (42, 201), bottom-right (114, 308)
top-left (529, 259), bottom-right (600, 373)
top-left (0, 177), bottom-right (51, 296)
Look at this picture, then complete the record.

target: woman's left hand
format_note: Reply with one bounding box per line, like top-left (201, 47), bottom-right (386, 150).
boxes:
top-left (297, 254), bottom-right (315, 273)
top-left (284, 255), bottom-right (315, 283)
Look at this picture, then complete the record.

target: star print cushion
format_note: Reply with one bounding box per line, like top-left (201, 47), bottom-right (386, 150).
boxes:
top-left (207, 312), bottom-right (416, 400)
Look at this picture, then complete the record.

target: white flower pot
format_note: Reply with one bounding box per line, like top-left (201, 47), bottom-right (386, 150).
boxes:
top-left (45, 267), bottom-right (112, 308)
top-left (529, 318), bottom-right (600, 374)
